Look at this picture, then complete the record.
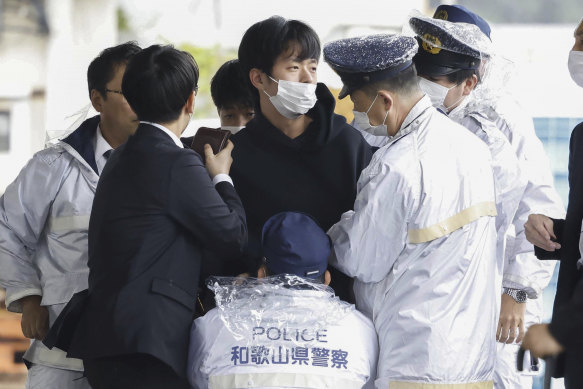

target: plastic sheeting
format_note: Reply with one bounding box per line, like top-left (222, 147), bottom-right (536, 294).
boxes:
top-left (206, 275), bottom-right (354, 345)
top-left (408, 10), bottom-right (493, 59)
top-left (45, 103), bottom-right (97, 146)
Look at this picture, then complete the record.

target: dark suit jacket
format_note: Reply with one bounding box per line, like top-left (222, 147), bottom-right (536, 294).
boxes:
top-left (535, 122), bottom-right (583, 380)
top-left (63, 123), bottom-right (247, 377)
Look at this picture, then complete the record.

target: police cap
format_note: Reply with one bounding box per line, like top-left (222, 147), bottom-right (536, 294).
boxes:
top-left (323, 34), bottom-right (418, 99)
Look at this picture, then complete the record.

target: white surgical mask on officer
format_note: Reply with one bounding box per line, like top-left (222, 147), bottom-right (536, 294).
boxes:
top-left (418, 77), bottom-right (465, 113)
top-left (352, 94), bottom-right (390, 136)
top-left (568, 50), bottom-right (583, 88)
top-left (263, 76), bottom-right (317, 120)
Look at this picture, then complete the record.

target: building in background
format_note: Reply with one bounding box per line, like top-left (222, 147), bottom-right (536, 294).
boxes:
top-left (0, 0), bottom-right (117, 193)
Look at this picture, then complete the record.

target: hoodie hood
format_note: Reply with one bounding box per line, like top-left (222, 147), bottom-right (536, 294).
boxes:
top-left (243, 83), bottom-right (347, 153)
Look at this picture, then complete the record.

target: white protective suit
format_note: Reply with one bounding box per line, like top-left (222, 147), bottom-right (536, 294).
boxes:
top-left (188, 276), bottom-right (378, 389)
top-left (0, 116), bottom-right (103, 383)
top-left (462, 96), bottom-right (565, 389)
top-left (329, 96), bottom-right (498, 388)
top-left (453, 106), bottom-right (527, 282)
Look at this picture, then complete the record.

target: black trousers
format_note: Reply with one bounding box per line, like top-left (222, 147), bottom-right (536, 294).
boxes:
top-left (84, 353), bottom-right (190, 389)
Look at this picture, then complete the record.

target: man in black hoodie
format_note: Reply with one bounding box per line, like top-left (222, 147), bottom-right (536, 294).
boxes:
top-left (231, 16), bottom-right (372, 302)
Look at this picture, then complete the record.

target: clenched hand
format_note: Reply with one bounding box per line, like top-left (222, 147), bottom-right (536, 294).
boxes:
top-left (522, 324), bottom-right (564, 358)
top-left (524, 214), bottom-right (561, 252)
top-left (20, 295), bottom-right (49, 340)
top-left (204, 141), bottom-right (234, 178)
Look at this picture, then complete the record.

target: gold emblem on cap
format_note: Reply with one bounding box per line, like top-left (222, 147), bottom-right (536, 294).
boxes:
top-left (435, 10), bottom-right (448, 20)
top-left (421, 34), bottom-right (442, 54)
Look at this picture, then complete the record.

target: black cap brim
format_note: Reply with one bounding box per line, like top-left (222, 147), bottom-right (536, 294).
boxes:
top-left (413, 48), bottom-right (480, 77)
top-left (338, 85), bottom-right (350, 99)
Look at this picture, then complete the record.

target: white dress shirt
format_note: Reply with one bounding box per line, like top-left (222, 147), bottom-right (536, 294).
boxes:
top-left (93, 125), bottom-right (113, 175)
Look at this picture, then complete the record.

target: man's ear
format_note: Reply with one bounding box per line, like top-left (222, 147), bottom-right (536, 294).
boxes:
top-left (90, 89), bottom-right (104, 113)
top-left (378, 90), bottom-right (394, 112)
top-left (185, 91), bottom-right (196, 115)
top-left (463, 74), bottom-right (478, 96)
top-left (323, 270), bottom-right (331, 286)
top-left (249, 68), bottom-right (265, 90)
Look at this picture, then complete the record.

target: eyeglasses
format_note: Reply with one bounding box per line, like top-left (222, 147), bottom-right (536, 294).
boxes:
top-left (194, 85), bottom-right (199, 95)
top-left (105, 89), bottom-right (124, 96)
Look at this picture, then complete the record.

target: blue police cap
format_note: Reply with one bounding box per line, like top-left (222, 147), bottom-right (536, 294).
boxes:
top-left (409, 13), bottom-right (492, 77)
top-left (323, 34), bottom-right (418, 99)
top-left (261, 212), bottom-right (330, 279)
top-left (433, 4), bottom-right (491, 40)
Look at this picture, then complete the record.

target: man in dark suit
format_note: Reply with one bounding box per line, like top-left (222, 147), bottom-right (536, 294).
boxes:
top-left (63, 45), bottom-right (247, 388)
top-left (522, 18), bottom-right (583, 388)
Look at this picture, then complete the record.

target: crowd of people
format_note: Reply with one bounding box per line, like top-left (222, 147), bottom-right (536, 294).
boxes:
top-left (0, 4), bottom-right (582, 389)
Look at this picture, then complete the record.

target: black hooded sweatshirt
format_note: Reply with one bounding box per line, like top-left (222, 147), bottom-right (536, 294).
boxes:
top-left (228, 83), bottom-right (373, 301)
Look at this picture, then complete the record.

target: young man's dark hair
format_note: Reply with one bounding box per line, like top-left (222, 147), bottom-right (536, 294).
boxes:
top-left (122, 44), bottom-right (199, 123)
top-left (211, 59), bottom-right (254, 111)
top-left (87, 41), bottom-right (141, 99)
top-left (238, 15), bottom-right (321, 104)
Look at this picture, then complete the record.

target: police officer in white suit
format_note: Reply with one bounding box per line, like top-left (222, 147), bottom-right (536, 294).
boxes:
top-left (188, 212), bottom-right (378, 389)
top-left (324, 34), bottom-right (498, 388)
top-left (0, 43), bottom-right (141, 388)
top-left (413, 6), bottom-right (565, 388)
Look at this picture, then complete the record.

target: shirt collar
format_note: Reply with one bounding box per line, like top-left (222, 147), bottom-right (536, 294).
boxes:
top-left (141, 121), bottom-right (184, 148)
top-left (384, 95), bottom-right (433, 147)
top-left (94, 124), bottom-right (113, 158)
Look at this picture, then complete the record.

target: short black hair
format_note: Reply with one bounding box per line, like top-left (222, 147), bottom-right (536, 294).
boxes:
top-left (445, 68), bottom-right (480, 84)
top-left (360, 64), bottom-right (420, 98)
top-left (211, 59), bottom-right (254, 111)
top-left (87, 42), bottom-right (141, 99)
top-left (122, 44), bottom-right (199, 123)
top-left (238, 16), bottom-right (321, 104)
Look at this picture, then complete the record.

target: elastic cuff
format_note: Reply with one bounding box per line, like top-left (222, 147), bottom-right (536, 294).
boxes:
top-left (502, 275), bottom-right (541, 299)
top-left (5, 288), bottom-right (43, 313)
top-left (212, 173), bottom-right (233, 186)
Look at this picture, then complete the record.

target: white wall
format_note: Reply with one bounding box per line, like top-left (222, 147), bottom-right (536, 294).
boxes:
top-left (0, 12), bottom-right (47, 191)
top-left (493, 24), bottom-right (583, 118)
top-left (0, 0), bottom-right (118, 193)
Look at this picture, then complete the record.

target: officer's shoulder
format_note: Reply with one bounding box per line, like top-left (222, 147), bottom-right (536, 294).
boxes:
top-left (32, 143), bottom-right (70, 167)
top-left (431, 113), bottom-right (490, 153)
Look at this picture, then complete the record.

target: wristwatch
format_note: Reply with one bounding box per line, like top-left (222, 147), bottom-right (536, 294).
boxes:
top-left (503, 287), bottom-right (527, 303)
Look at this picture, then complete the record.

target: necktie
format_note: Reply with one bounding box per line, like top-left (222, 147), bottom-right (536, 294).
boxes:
top-left (103, 149), bottom-right (113, 160)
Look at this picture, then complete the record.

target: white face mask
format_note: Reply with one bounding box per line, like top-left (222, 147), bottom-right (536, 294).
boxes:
top-left (447, 94), bottom-right (471, 121)
top-left (263, 76), bottom-right (317, 120)
top-left (568, 50), bottom-right (583, 88)
top-left (352, 94), bottom-right (390, 136)
top-left (417, 77), bottom-right (460, 112)
top-left (221, 126), bottom-right (245, 134)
